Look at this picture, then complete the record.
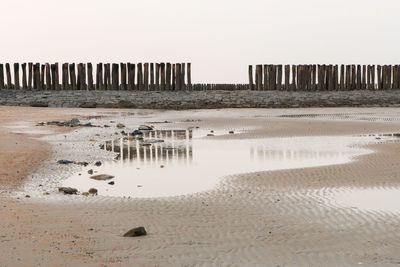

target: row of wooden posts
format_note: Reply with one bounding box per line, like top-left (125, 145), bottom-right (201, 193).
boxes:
top-left (0, 62), bottom-right (191, 90)
top-left (249, 64), bottom-right (400, 90)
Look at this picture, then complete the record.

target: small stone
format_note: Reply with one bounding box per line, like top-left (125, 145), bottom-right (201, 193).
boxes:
top-left (90, 174), bottom-right (114, 181)
top-left (58, 187), bottom-right (78, 195)
top-left (81, 192), bottom-right (89, 197)
top-left (108, 181), bottom-right (115, 185)
top-left (229, 131), bottom-right (234, 134)
top-left (43, 192), bottom-right (50, 195)
top-left (25, 195), bottom-right (30, 198)
top-left (123, 227), bottom-right (147, 237)
top-left (131, 130), bottom-right (143, 136)
top-left (117, 123), bottom-right (125, 129)
top-left (138, 125), bottom-right (154, 131)
top-left (88, 188), bottom-right (98, 195)
top-left (57, 160), bottom-right (74, 164)
top-left (207, 134), bottom-right (214, 137)
top-left (95, 161), bottom-right (102, 167)
top-left (77, 162), bottom-right (89, 166)
top-left (88, 169), bottom-right (94, 175)
top-left (160, 165), bottom-right (165, 168)
top-left (104, 125), bottom-right (110, 128)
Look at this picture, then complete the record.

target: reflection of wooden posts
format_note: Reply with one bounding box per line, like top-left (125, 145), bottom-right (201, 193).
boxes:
top-left (377, 65), bottom-right (382, 89)
top-left (96, 63), bottom-right (103, 90)
top-left (46, 64), bottom-right (51, 90)
top-left (0, 64), bottom-right (4, 89)
top-left (277, 65), bottom-right (283, 90)
top-left (22, 63), bottom-right (27, 89)
top-left (127, 63), bottom-right (135, 90)
top-left (181, 63), bottom-right (186, 90)
top-left (120, 63), bottom-right (127, 90)
top-left (13, 63), bottom-right (20, 90)
top-left (150, 63), bottom-right (154, 90)
top-left (112, 63), bottom-right (119, 90)
top-left (362, 65), bottom-right (366, 89)
top-left (187, 63), bottom-right (191, 90)
top-left (248, 65), bottom-right (254, 90)
top-left (166, 63), bottom-right (171, 90)
top-left (144, 63), bottom-right (149, 90)
top-left (137, 63), bottom-right (143, 90)
top-left (291, 65), bottom-right (297, 91)
top-left (340, 65), bottom-right (345, 90)
top-left (255, 65), bottom-right (262, 91)
top-left (172, 64), bottom-right (176, 90)
top-left (284, 65), bottom-right (290, 90)
top-left (87, 63), bottom-right (94, 90)
top-left (40, 64), bottom-right (45, 89)
top-left (5, 64), bottom-right (11, 89)
top-left (160, 63), bottom-right (166, 90)
top-left (69, 63), bottom-right (76, 90)
top-left (28, 63), bottom-right (33, 90)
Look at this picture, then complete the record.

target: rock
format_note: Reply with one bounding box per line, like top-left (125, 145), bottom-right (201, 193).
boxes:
top-left (123, 227), bottom-right (147, 237)
top-left (116, 123), bottom-right (125, 129)
top-left (43, 192), bottom-right (50, 195)
top-left (160, 165), bottom-right (165, 168)
top-left (58, 187), bottom-right (78, 195)
top-left (25, 195), bottom-right (30, 198)
top-left (88, 169), bottom-right (94, 175)
top-left (88, 188), bottom-right (98, 195)
top-left (90, 174), bottom-right (114, 181)
top-left (120, 130), bottom-right (127, 136)
top-left (77, 162), bottom-right (89, 166)
top-left (207, 134), bottom-right (214, 137)
top-left (57, 160), bottom-right (74, 164)
top-left (104, 125), bottom-right (110, 128)
top-left (95, 161), bottom-right (102, 167)
top-left (69, 118), bottom-right (80, 127)
top-left (108, 181), bottom-right (115, 185)
top-left (83, 122), bottom-right (93, 127)
top-left (138, 125), bottom-right (154, 131)
top-left (81, 192), bottom-right (89, 197)
top-left (131, 130), bottom-right (143, 136)
top-left (229, 131), bottom-right (234, 134)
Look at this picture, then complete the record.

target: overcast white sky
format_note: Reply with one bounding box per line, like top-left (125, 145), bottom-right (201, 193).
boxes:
top-left (0, 0), bottom-right (399, 83)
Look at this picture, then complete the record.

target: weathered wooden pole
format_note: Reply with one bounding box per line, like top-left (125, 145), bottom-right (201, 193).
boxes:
top-left (340, 65), bottom-right (345, 90)
top-left (248, 65), bottom-right (254, 90)
top-left (155, 63), bottom-right (160, 90)
top-left (61, 63), bottom-right (67, 90)
top-left (350, 65), bottom-right (356, 90)
top-left (388, 65), bottom-right (393, 89)
top-left (345, 65), bottom-right (350, 90)
top-left (291, 65), bottom-right (297, 91)
top-left (127, 63), bottom-right (135, 90)
top-left (362, 65), bottom-right (366, 89)
top-left (160, 63), bottom-right (166, 90)
top-left (55, 63), bottom-right (61, 90)
top-left (0, 64), bottom-right (4, 89)
top-left (393, 65), bottom-right (398, 89)
top-left (5, 64), bottom-right (12, 89)
top-left (96, 63), bottom-right (103, 90)
top-left (40, 64), bottom-right (45, 89)
top-left (87, 63), bottom-right (94, 90)
top-left (277, 65), bottom-right (283, 90)
top-left (181, 63), bottom-right (186, 90)
top-left (111, 63), bottom-right (119, 90)
top-left (371, 65), bottom-right (376, 89)
top-left (377, 65), bottom-right (382, 89)
top-left (76, 64), bottom-right (82, 90)
top-left (143, 63), bottom-right (149, 90)
top-left (32, 64), bottom-right (37, 90)
top-left (255, 65), bottom-right (262, 91)
top-left (284, 65), bottom-right (290, 90)
top-left (35, 63), bottom-right (41, 90)
top-left (28, 63), bottom-right (33, 90)
top-left (172, 64), bottom-right (176, 90)
top-left (327, 65), bottom-right (333, 91)
top-left (13, 63), bottom-right (20, 90)
top-left (175, 64), bottom-right (181, 90)
top-left (137, 63), bottom-right (143, 90)
top-left (166, 63), bottom-right (171, 90)
top-left (333, 65), bottom-right (339, 90)
top-left (51, 64), bottom-right (57, 90)
top-left (187, 63), bottom-right (191, 90)
top-left (120, 63), bottom-right (127, 90)
top-left (150, 63), bottom-right (154, 90)
top-left (105, 63), bottom-right (111, 90)
top-left (45, 63), bottom-right (51, 90)
top-left (21, 63), bottom-right (27, 89)
top-left (367, 65), bottom-right (371, 90)
top-left (312, 65), bottom-right (317, 90)
top-left (356, 65), bottom-right (361, 90)
top-left (69, 63), bottom-right (77, 90)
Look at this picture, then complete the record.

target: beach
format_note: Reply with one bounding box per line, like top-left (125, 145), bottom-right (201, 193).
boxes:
top-left (1, 106), bottom-right (400, 266)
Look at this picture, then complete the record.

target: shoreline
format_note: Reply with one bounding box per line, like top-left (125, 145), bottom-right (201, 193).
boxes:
top-left (1, 106), bottom-right (400, 265)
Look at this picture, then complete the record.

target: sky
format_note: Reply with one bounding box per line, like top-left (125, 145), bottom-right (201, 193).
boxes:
top-left (0, 0), bottom-right (399, 83)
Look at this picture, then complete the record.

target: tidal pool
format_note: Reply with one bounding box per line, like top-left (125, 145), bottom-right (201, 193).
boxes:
top-left (61, 129), bottom-right (394, 198)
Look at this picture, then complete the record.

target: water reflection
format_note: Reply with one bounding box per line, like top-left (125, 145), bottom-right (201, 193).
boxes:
top-left (63, 134), bottom-right (395, 198)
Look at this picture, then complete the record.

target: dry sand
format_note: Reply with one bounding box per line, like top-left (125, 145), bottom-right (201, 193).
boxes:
top-left (1, 106), bottom-right (400, 266)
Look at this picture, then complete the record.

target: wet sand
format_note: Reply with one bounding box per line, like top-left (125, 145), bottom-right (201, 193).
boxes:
top-left (1, 106), bottom-right (400, 266)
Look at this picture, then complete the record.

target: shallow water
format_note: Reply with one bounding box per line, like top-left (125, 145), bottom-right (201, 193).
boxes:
top-left (61, 129), bottom-right (391, 198)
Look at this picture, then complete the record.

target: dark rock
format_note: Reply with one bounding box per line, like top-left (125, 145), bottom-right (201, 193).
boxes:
top-left (69, 118), bottom-right (80, 127)
top-left (58, 187), bottom-right (78, 195)
top-left (116, 123), bottom-right (125, 129)
top-left (108, 181), bottom-right (115, 185)
top-left (138, 125), bottom-right (154, 131)
top-left (95, 161), bottom-right (102, 166)
top-left (104, 125), bottom-right (110, 128)
top-left (90, 174), bottom-right (114, 181)
top-left (120, 131), bottom-right (127, 136)
top-left (229, 131), bottom-right (234, 134)
top-left (88, 169), bottom-right (94, 175)
top-left (88, 188), bottom-right (98, 195)
top-left (57, 160), bottom-right (74, 164)
top-left (131, 130), bottom-right (143, 136)
top-left (207, 134), bottom-right (214, 137)
top-left (83, 122), bottom-right (93, 127)
top-left (123, 227), bottom-right (147, 237)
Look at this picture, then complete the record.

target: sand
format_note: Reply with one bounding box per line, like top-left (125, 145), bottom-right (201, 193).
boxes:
top-left (1, 106), bottom-right (400, 266)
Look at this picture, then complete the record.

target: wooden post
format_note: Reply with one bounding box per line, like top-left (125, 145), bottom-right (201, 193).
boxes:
top-left (248, 65), bottom-right (254, 90)
top-left (105, 64), bottom-right (111, 90)
top-left (0, 64), bottom-right (4, 89)
top-left (356, 65), bottom-right (362, 90)
top-left (87, 63), bottom-right (94, 90)
top-left (45, 63), bottom-right (51, 90)
top-left (55, 63), bottom-right (60, 90)
top-left (350, 65), bottom-right (356, 90)
top-left (76, 64), bottom-right (82, 90)
top-left (277, 65), bottom-right (283, 90)
top-left (27, 63), bottom-right (33, 90)
top-left (291, 65), bottom-right (297, 91)
top-left (13, 63), bottom-right (20, 90)
top-left (284, 65), bottom-right (290, 91)
top-left (21, 63), bottom-right (27, 89)
top-left (175, 64), bottom-right (181, 90)
top-left (393, 65), bottom-right (398, 89)
top-left (172, 64), bottom-right (176, 90)
top-left (120, 63), bottom-right (127, 90)
top-left (5, 64), bottom-right (12, 89)
top-left (263, 65), bottom-right (269, 90)
top-left (367, 65), bottom-right (371, 90)
top-left (51, 64), bottom-right (57, 90)
top-left (345, 65), bottom-right (350, 90)
top-left (127, 63), bottom-right (135, 90)
top-left (150, 63), bottom-right (154, 90)
top-left (32, 64), bottom-right (37, 90)
top-left (371, 65), bottom-right (376, 89)
top-left (160, 63), bottom-right (166, 90)
top-left (388, 65), bottom-right (393, 89)
top-left (35, 63), bottom-right (41, 90)
top-left (297, 65), bottom-right (301, 90)
top-left (137, 63), bottom-right (143, 90)
top-left (312, 65), bottom-right (317, 90)
top-left (327, 65), bottom-right (333, 91)
top-left (377, 65), bottom-right (382, 89)
top-left (111, 63), bottom-right (119, 90)
top-left (40, 64), bottom-right (45, 90)
top-left (69, 63), bottom-right (77, 90)
top-left (143, 63), bottom-right (149, 90)
top-left (333, 65), bottom-right (338, 90)
top-left (362, 65), bottom-right (366, 89)
top-left (166, 63), bottom-right (171, 90)
top-left (187, 63), bottom-right (191, 90)
top-left (255, 65), bottom-right (262, 91)
top-left (155, 63), bottom-right (160, 90)
top-left (181, 63), bottom-right (186, 90)
top-left (96, 63), bottom-right (103, 90)
top-left (340, 65), bottom-right (345, 90)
